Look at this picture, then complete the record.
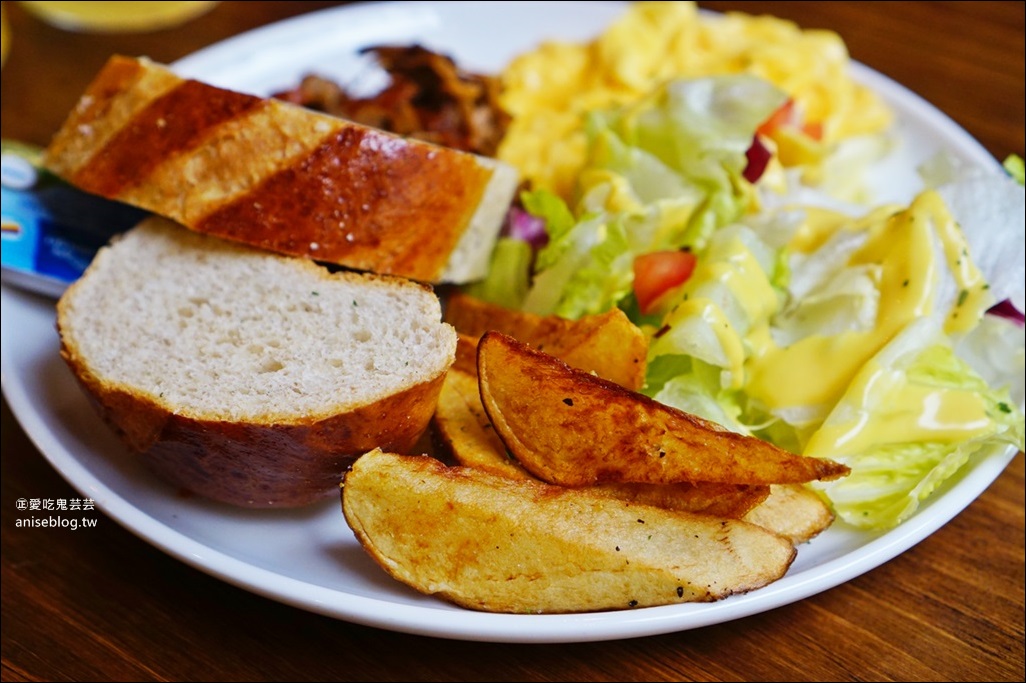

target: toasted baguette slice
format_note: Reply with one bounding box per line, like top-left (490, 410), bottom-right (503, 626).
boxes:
top-left (42, 55), bottom-right (519, 284)
top-left (56, 216), bottom-right (457, 508)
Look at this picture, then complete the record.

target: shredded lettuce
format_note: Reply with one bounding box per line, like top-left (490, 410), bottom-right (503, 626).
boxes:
top-left (1004, 154), bottom-right (1025, 186)
top-left (644, 354), bottom-right (749, 435)
top-left (463, 237), bottom-right (533, 310)
top-left (808, 318), bottom-right (1024, 529)
top-left (647, 223), bottom-right (782, 390)
top-left (933, 164), bottom-right (1026, 316)
top-left (503, 75), bottom-right (787, 319)
top-left (473, 73), bottom-right (1025, 534)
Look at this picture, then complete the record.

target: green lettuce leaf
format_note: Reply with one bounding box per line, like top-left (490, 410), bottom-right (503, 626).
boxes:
top-left (808, 318), bottom-right (1025, 529)
top-left (516, 75), bottom-right (787, 319)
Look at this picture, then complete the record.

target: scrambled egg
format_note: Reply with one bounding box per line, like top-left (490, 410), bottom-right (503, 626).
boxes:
top-left (498, 1), bottom-right (893, 199)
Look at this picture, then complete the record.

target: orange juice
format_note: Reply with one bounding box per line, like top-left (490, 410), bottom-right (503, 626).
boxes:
top-left (19, 1), bottom-right (219, 33)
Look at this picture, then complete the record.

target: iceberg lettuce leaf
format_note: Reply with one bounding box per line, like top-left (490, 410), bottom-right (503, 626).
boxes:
top-left (808, 318), bottom-right (1025, 529)
top-left (516, 75), bottom-right (786, 318)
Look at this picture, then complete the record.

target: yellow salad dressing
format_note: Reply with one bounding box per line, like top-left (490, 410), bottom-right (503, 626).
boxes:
top-left (804, 348), bottom-right (995, 459)
top-left (746, 192), bottom-right (993, 418)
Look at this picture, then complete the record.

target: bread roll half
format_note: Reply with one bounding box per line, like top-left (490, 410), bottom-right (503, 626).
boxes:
top-left (56, 216), bottom-right (457, 507)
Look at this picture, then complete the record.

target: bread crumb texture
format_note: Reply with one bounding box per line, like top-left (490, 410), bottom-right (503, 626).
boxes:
top-left (59, 217), bottom-right (456, 422)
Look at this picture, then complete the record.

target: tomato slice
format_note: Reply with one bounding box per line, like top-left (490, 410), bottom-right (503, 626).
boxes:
top-left (803, 120), bottom-right (824, 141)
top-left (758, 98), bottom-right (822, 141)
top-left (633, 250), bottom-right (697, 315)
top-left (757, 98), bottom-right (799, 138)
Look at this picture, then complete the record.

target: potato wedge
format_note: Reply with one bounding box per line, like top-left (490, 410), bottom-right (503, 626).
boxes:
top-left (445, 291), bottom-right (648, 390)
top-left (341, 448), bottom-right (797, 613)
top-left (434, 368), bottom-right (524, 479)
top-left (435, 368), bottom-right (769, 518)
top-left (478, 331), bottom-right (850, 487)
top-left (604, 481), bottom-right (769, 519)
top-left (452, 332), bottom-right (480, 376)
top-left (744, 484), bottom-right (835, 545)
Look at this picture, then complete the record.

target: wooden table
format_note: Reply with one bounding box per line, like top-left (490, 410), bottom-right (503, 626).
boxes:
top-left (2, 2), bottom-right (1023, 680)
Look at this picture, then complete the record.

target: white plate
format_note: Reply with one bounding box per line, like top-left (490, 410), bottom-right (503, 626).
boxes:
top-left (1, 0), bottom-right (1019, 644)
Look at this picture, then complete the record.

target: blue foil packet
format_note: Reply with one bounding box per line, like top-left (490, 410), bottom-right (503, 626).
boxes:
top-left (1, 140), bottom-right (149, 298)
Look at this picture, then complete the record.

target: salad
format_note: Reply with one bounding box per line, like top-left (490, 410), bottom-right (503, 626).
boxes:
top-left (466, 1), bottom-right (1025, 530)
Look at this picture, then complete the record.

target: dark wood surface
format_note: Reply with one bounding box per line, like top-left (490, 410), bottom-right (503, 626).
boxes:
top-left (2, 2), bottom-right (1023, 681)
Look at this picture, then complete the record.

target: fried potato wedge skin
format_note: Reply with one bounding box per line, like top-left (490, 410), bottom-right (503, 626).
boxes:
top-left (341, 449), bottom-right (797, 614)
top-left (435, 368), bottom-right (769, 518)
top-left (478, 331), bottom-right (850, 487)
top-left (452, 332), bottom-right (483, 376)
top-left (603, 481), bottom-right (769, 519)
top-left (445, 291), bottom-right (647, 390)
top-left (744, 484), bottom-right (835, 545)
top-left (434, 368), bottom-right (526, 479)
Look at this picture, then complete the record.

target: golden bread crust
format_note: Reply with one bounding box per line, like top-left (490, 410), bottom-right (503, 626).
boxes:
top-left (54, 218), bottom-right (457, 508)
top-left (141, 374), bottom-right (448, 508)
top-left (43, 55), bottom-right (517, 283)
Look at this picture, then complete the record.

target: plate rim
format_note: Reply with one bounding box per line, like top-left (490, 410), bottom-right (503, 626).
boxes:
top-left (0, 0), bottom-right (1017, 644)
